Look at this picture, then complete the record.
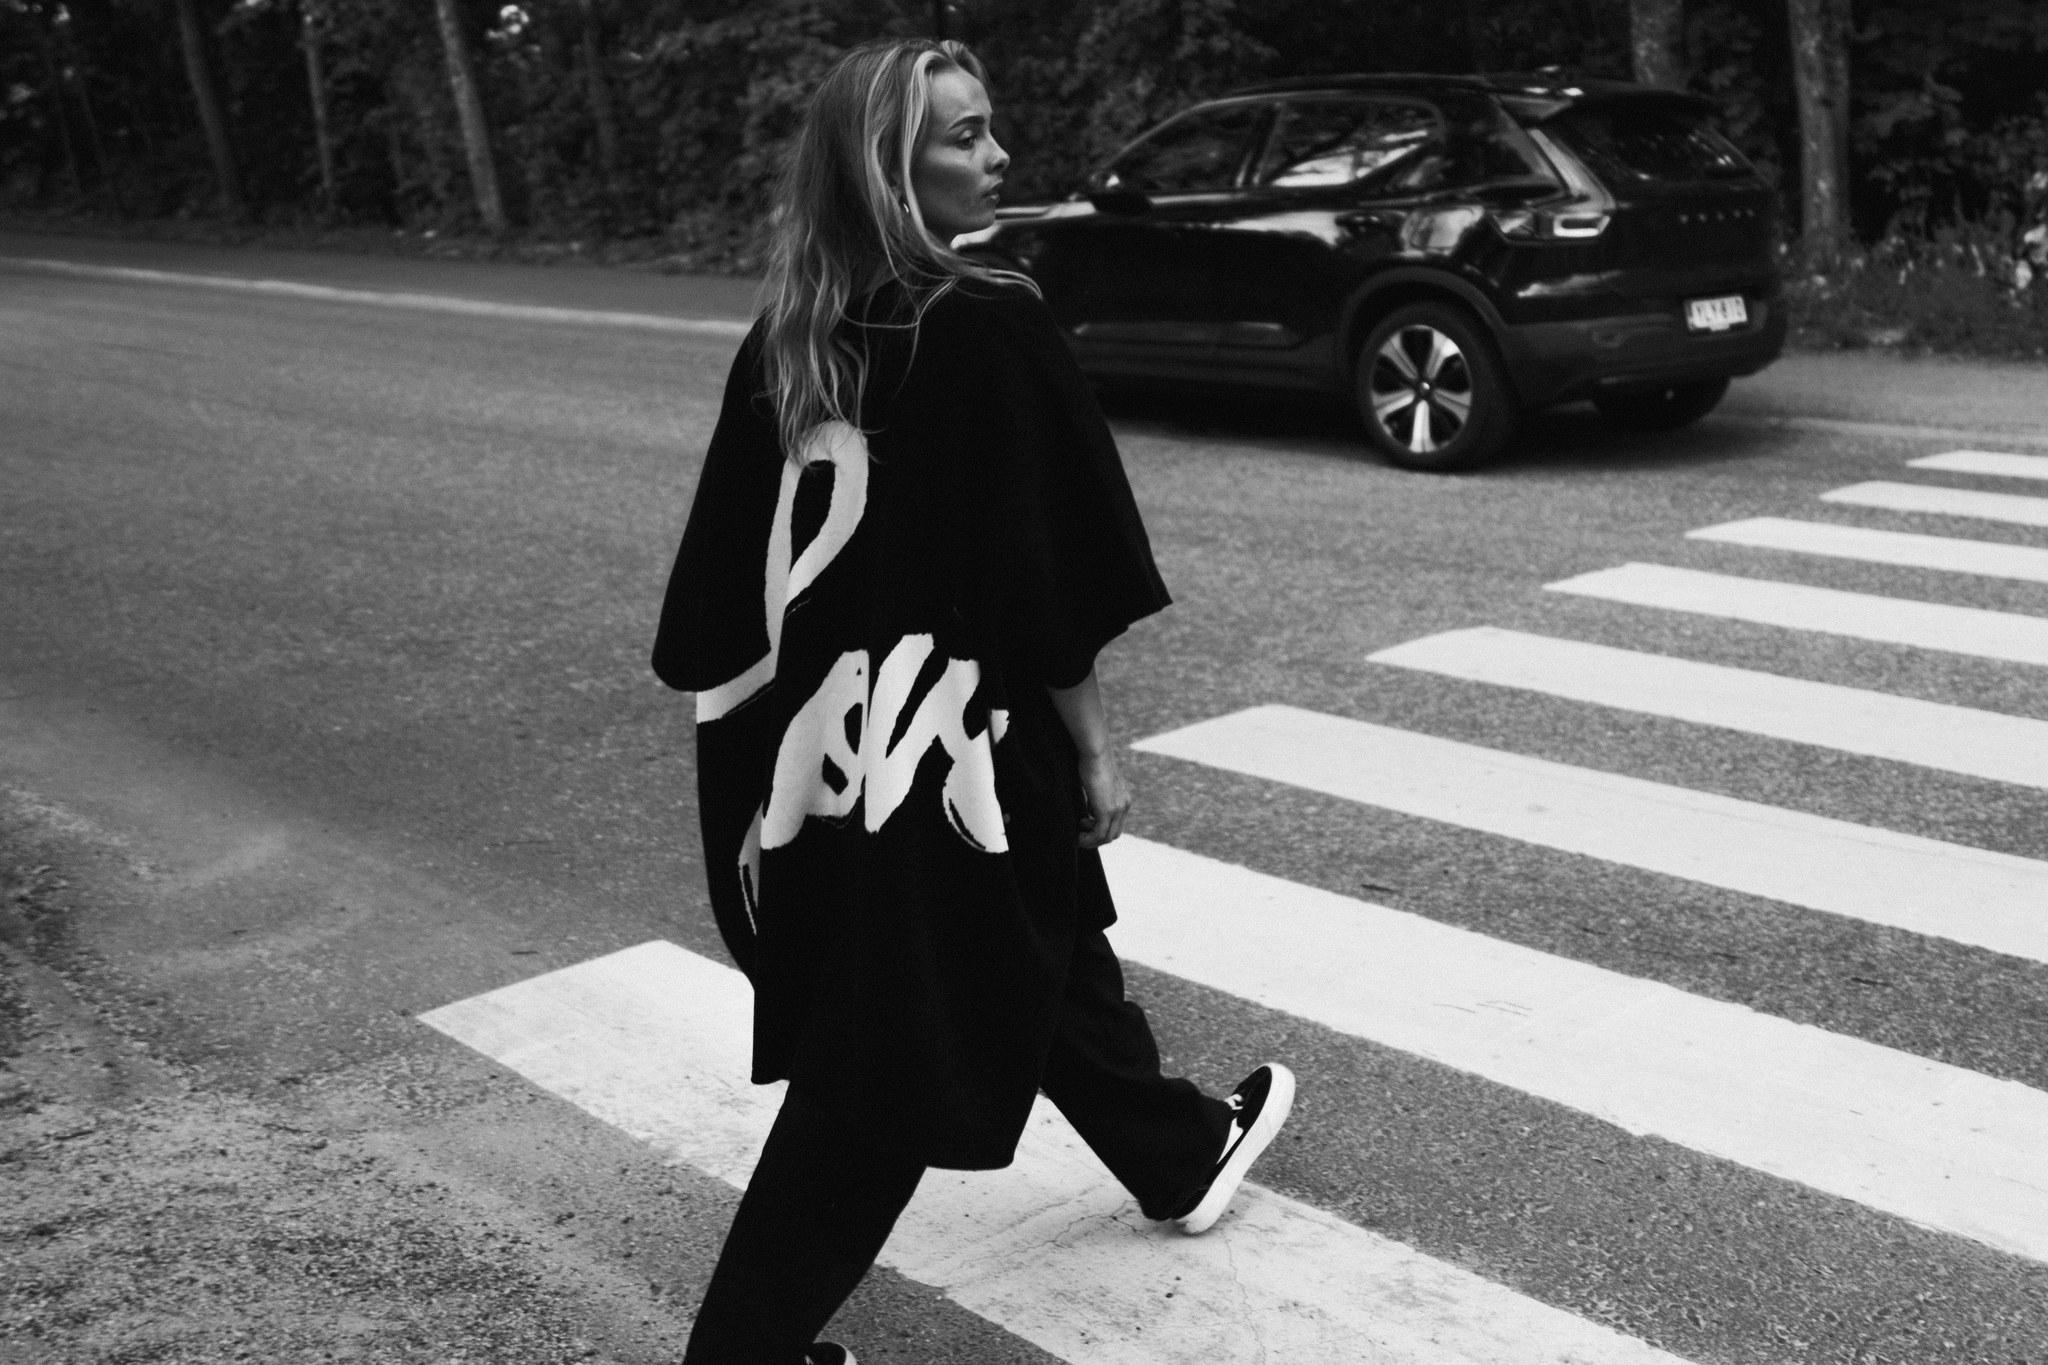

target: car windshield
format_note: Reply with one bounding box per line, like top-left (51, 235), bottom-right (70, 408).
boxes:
top-left (1544, 103), bottom-right (1755, 184)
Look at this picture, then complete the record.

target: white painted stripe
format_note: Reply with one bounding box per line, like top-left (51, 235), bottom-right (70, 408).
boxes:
top-left (1131, 705), bottom-right (2048, 965)
top-left (1547, 562), bottom-right (2048, 667)
top-left (1910, 451), bottom-right (2048, 482)
top-left (1101, 838), bottom-right (2048, 1266)
top-left (421, 940), bottom-right (1692, 1365)
top-left (1687, 517), bottom-right (2048, 585)
top-left (0, 255), bottom-right (754, 339)
top-left (1367, 627), bottom-right (2048, 791)
top-left (1821, 480), bottom-right (2048, 528)
top-left (1720, 414), bottom-right (2048, 450)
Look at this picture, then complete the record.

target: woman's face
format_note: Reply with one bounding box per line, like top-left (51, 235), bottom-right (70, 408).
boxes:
top-left (910, 68), bottom-right (1009, 240)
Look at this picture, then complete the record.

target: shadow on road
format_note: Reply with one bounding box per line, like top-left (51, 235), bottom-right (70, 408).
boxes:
top-left (1096, 380), bottom-right (1780, 475)
top-left (1492, 405), bottom-right (1777, 474)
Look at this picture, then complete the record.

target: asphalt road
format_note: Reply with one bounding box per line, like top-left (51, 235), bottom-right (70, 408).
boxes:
top-left (3, 231), bottom-right (2047, 1364)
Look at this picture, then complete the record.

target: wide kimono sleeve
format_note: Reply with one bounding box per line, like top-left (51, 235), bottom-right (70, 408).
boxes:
top-left (956, 289), bottom-right (1171, 689)
top-left (650, 325), bottom-right (781, 694)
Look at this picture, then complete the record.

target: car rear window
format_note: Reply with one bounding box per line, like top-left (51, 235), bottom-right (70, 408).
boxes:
top-left (1544, 104), bottom-right (1754, 185)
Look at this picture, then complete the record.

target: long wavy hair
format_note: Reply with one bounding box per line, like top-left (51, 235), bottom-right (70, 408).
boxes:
top-left (757, 37), bottom-right (1034, 460)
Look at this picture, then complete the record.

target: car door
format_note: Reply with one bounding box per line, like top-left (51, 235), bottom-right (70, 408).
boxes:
top-left (1185, 93), bottom-right (1565, 382)
top-left (1034, 98), bottom-right (1273, 372)
top-left (1178, 96), bottom-right (1448, 379)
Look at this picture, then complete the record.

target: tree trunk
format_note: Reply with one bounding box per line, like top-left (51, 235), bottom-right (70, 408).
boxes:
top-left (1465, 0), bottom-right (1490, 71)
top-left (35, 26), bottom-right (85, 198)
top-left (1787, 0), bottom-right (1849, 268)
top-left (70, 65), bottom-right (124, 209)
top-left (1629, 0), bottom-right (1686, 88)
top-left (302, 0), bottom-right (338, 213)
top-left (575, 0), bottom-right (623, 212)
top-left (171, 0), bottom-right (242, 213)
top-left (430, 0), bottom-right (507, 234)
top-left (384, 113), bottom-right (409, 210)
top-left (1825, 0), bottom-right (1851, 214)
top-left (60, 0), bottom-right (134, 194)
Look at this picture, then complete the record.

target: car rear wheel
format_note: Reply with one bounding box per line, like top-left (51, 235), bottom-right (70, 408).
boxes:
top-left (1356, 304), bottom-right (1513, 471)
top-left (1594, 377), bottom-right (1730, 432)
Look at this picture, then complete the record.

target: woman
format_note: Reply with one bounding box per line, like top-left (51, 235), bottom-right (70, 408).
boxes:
top-left (652, 37), bottom-right (1293, 1365)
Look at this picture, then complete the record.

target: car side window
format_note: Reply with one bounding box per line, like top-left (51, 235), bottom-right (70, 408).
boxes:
top-left (1105, 102), bottom-right (1269, 194)
top-left (1255, 98), bottom-right (1441, 190)
top-left (1393, 99), bottom-right (1559, 195)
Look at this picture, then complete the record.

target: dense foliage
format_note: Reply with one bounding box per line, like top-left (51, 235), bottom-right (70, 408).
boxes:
top-left (3, 0), bottom-right (2045, 307)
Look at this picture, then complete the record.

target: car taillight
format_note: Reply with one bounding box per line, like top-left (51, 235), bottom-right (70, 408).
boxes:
top-left (1509, 127), bottom-right (1617, 242)
top-left (1488, 208), bottom-right (1611, 240)
top-left (1551, 212), bottom-right (1610, 238)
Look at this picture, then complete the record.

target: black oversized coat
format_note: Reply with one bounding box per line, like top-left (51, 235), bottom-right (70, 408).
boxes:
top-left (651, 281), bottom-right (1170, 1169)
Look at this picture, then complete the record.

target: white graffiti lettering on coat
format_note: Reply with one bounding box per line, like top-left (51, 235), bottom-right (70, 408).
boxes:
top-left (696, 421), bottom-right (869, 724)
top-left (760, 634), bottom-right (1008, 854)
top-left (736, 635), bottom-right (1009, 931)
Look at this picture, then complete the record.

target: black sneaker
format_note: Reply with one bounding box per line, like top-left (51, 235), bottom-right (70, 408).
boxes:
top-left (1175, 1063), bottom-right (1296, 1235)
top-left (804, 1345), bottom-right (855, 1365)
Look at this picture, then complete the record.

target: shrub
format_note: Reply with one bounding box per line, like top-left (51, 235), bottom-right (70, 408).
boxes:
top-left (1786, 218), bottom-right (2048, 358)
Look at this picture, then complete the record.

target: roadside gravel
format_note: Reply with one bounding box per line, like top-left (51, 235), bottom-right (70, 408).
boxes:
top-left (0, 817), bottom-right (638, 1365)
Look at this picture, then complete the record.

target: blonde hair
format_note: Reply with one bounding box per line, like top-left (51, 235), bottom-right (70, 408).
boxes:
top-left (758, 37), bottom-right (1034, 460)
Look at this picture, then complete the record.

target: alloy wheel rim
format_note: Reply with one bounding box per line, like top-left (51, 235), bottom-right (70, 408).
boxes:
top-left (1369, 325), bottom-right (1475, 455)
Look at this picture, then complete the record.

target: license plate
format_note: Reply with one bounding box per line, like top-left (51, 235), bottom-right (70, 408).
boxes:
top-left (1686, 294), bottom-right (1748, 333)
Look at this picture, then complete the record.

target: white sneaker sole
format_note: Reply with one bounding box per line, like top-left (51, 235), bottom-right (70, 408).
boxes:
top-left (1176, 1063), bottom-right (1296, 1235)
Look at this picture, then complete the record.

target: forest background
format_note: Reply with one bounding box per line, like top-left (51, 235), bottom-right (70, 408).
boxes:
top-left (3, 0), bottom-right (2046, 355)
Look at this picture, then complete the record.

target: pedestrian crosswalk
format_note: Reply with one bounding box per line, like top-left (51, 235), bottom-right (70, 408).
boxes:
top-left (1549, 561), bottom-right (2048, 665)
top-left (423, 942), bottom-right (1692, 1365)
top-left (1100, 838), bottom-right (2048, 1263)
top-left (1134, 705), bottom-right (2048, 963)
top-left (1367, 626), bottom-right (2048, 790)
top-left (1910, 449), bottom-right (2048, 481)
top-left (1822, 479), bottom-right (2048, 528)
top-left (1688, 516), bottom-right (2048, 582)
top-left (424, 445), bottom-right (2048, 1362)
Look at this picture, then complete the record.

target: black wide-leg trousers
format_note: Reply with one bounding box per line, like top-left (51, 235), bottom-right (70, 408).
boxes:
top-left (681, 927), bottom-right (1234, 1365)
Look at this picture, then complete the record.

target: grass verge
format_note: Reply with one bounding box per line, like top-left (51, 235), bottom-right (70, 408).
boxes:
top-left (1785, 258), bottom-right (2048, 361)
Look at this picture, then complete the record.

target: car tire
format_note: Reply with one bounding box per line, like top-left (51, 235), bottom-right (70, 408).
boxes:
top-left (1594, 377), bottom-right (1730, 432)
top-left (1355, 303), bottom-right (1514, 472)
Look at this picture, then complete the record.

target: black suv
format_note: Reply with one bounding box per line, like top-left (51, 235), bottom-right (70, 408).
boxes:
top-left (966, 74), bottom-right (1786, 469)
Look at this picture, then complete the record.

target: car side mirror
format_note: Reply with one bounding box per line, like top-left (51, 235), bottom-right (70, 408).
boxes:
top-left (1087, 187), bottom-right (1153, 215)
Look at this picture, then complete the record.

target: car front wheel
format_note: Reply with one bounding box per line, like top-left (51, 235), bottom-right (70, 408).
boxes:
top-left (1356, 303), bottom-right (1514, 471)
top-left (1593, 376), bottom-right (1730, 432)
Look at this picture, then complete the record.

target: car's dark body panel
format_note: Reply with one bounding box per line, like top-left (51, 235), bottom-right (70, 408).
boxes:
top-left (969, 73), bottom-right (1785, 421)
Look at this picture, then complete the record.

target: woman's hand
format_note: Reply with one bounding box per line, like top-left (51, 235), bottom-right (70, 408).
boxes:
top-left (1075, 747), bottom-right (1132, 849)
top-left (1048, 666), bottom-right (1130, 848)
